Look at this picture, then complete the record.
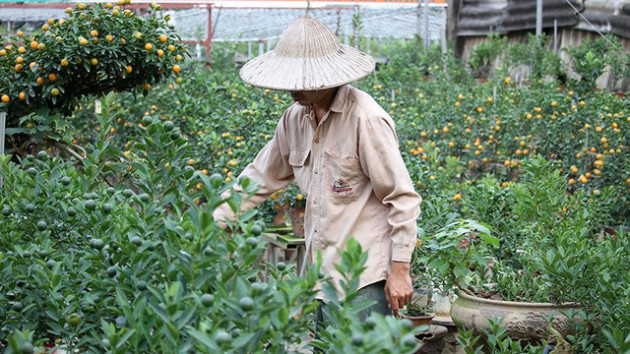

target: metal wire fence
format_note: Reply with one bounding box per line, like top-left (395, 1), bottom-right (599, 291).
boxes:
top-left (166, 4), bottom-right (446, 57)
top-left (0, 2), bottom-right (446, 57)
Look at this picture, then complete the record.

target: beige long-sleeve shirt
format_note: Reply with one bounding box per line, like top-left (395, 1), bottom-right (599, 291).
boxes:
top-left (213, 84), bottom-right (421, 297)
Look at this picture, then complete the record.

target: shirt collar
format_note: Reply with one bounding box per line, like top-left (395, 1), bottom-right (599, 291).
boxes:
top-left (330, 85), bottom-right (350, 113)
top-left (303, 84), bottom-right (350, 123)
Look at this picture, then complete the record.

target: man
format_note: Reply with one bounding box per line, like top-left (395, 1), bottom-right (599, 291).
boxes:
top-left (213, 14), bottom-right (421, 324)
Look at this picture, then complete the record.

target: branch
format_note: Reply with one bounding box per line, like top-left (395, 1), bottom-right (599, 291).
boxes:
top-left (103, 175), bottom-right (118, 188)
top-left (7, 137), bottom-right (37, 156)
top-left (51, 141), bottom-right (84, 161)
top-left (7, 146), bottom-right (25, 156)
top-left (72, 143), bottom-right (87, 158)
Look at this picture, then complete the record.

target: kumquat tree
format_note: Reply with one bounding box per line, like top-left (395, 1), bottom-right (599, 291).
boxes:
top-left (0, 1), bottom-right (186, 155)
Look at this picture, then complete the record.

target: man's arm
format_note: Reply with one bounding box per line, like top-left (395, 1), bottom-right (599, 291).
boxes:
top-left (213, 114), bottom-right (294, 225)
top-left (358, 115), bottom-right (422, 313)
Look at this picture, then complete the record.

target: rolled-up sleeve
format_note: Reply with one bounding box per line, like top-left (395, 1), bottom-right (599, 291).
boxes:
top-left (213, 114), bottom-right (294, 224)
top-left (358, 115), bottom-right (422, 262)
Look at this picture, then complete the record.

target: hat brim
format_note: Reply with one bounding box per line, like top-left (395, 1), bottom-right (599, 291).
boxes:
top-left (239, 44), bottom-right (376, 91)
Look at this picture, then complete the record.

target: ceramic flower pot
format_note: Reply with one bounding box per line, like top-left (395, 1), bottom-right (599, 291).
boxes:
top-left (450, 289), bottom-right (581, 343)
top-left (401, 313), bottom-right (435, 328)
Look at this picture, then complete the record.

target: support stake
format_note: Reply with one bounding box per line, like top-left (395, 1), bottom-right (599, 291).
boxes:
top-left (536, 0), bottom-right (543, 36)
top-left (424, 0), bottom-right (430, 49)
top-left (553, 19), bottom-right (558, 52)
top-left (0, 112), bottom-right (5, 156)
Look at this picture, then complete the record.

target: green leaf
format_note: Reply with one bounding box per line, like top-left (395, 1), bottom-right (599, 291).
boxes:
top-left (186, 327), bottom-right (220, 351)
top-left (4, 128), bottom-right (29, 135)
top-left (147, 302), bottom-right (171, 323)
top-left (116, 329), bottom-right (136, 349)
top-left (176, 307), bottom-right (196, 329)
top-left (232, 332), bottom-right (256, 349)
top-left (321, 282), bottom-right (340, 307)
top-left (478, 233), bottom-right (499, 247)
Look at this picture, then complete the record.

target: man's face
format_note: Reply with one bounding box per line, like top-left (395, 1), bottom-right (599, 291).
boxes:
top-left (288, 88), bottom-right (336, 106)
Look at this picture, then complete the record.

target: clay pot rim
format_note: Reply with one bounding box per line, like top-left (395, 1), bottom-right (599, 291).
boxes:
top-left (400, 313), bottom-right (435, 320)
top-left (458, 289), bottom-right (581, 309)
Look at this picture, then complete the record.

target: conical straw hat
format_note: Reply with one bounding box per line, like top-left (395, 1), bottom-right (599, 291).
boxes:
top-left (239, 14), bottom-right (376, 91)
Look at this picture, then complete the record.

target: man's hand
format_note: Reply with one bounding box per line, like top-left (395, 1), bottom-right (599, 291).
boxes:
top-left (385, 262), bottom-right (413, 316)
top-left (217, 219), bottom-right (228, 230)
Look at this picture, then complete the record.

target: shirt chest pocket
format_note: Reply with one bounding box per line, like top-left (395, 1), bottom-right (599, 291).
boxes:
top-left (289, 149), bottom-right (311, 193)
top-left (324, 150), bottom-right (363, 202)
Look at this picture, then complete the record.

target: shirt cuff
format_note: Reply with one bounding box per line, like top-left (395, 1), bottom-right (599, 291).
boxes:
top-left (391, 243), bottom-right (414, 263)
top-left (212, 192), bottom-right (236, 228)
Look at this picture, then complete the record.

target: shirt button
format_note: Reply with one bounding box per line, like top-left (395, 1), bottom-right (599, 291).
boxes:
top-left (314, 139), bottom-right (319, 143)
top-left (314, 170), bottom-right (318, 175)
